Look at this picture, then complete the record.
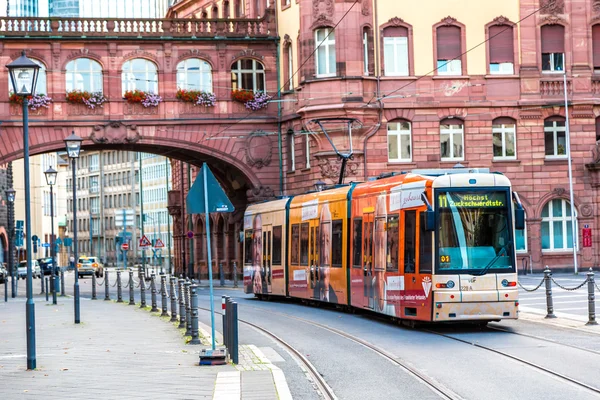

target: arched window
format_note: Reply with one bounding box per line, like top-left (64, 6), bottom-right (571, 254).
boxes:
top-left (492, 117), bottom-right (516, 160)
top-left (544, 116), bottom-right (566, 157)
top-left (176, 59), bottom-right (213, 92)
top-left (541, 199), bottom-right (577, 250)
top-left (541, 25), bottom-right (565, 72)
top-left (66, 58), bottom-right (103, 93)
top-left (315, 28), bottom-right (336, 77)
top-left (383, 26), bottom-right (409, 76)
top-left (387, 120), bottom-right (412, 162)
top-left (121, 58), bottom-right (158, 94)
top-left (440, 118), bottom-right (464, 161)
top-left (231, 59), bottom-right (265, 91)
top-left (436, 25), bottom-right (462, 75)
top-left (488, 24), bottom-right (514, 74)
top-left (9, 59), bottom-right (46, 95)
top-left (283, 41), bottom-right (293, 91)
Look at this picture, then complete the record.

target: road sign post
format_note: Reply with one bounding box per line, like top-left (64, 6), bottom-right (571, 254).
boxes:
top-left (115, 209), bottom-right (134, 270)
top-left (186, 162), bottom-right (234, 353)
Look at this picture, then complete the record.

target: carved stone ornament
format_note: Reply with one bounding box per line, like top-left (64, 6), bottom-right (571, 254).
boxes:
top-left (540, 0), bottom-right (564, 15)
top-left (361, 0), bottom-right (370, 16)
top-left (319, 156), bottom-right (359, 180)
top-left (440, 16), bottom-right (457, 26)
top-left (313, 0), bottom-right (334, 19)
top-left (594, 0), bottom-right (600, 13)
top-left (553, 187), bottom-right (566, 196)
top-left (572, 104), bottom-right (595, 119)
top-left (177, 48), bottom-right (213, 65)
top-left (66, 48), bottom-right (102, 64)
top-left (311, 14), bottom-right (335, 29)
top-left (283, 34), bottom-right (292, 47)
top-left (246, 186), bottom-right (275, 202)
top-left (581, 204), bottom-right (593, 217)
top-left (539, 14), bottom-right (566, 25)
top-left (492, 16), bottom-right (511, 25)
top-left (387, 17), bottom-right (405, 26)
top-left (233, 49), bottom-right (263, 61)
top-left (245, 130), bottom-right (272, 169)
top-left (90, 122), bottom-right (141, 144)
top-left (122, 49), bottom-right (159, 63)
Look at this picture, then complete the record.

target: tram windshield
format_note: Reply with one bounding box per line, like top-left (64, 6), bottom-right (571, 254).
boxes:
top-left (436, 190), bottom-right (515, 274)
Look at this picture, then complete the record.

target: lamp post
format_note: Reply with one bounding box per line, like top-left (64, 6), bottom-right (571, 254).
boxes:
top-left (314, 180), bottom-right (326, 192)
top-left (44, 167), bottom-right (58, 305)
top-left (7, 50), bottom-right (41, 370)
top-left (64, 132), bottom-right (82, 323)
top-left (6, 188), bottom-right (15, 299)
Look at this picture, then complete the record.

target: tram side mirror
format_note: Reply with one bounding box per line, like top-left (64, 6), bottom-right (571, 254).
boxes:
top-left (515, 208), bottom-right (525, 230)
top-left (425, 210), bottom-right (436, 231)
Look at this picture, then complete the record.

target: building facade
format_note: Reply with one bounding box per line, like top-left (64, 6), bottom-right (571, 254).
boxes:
top-left (80, 0), bottom-right (170, 18)
top-left (7, 0), bottom-right (39, 17)
top-left (49, 0), bottom-right (79, 17)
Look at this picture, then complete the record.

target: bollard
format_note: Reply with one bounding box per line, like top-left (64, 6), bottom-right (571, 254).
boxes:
top-left (222, 295), bottom-right (229, 350)
top-left (40, 271), bottom-right (45, 294)
top-left (104, 270), bottom-right (110, 301)
top-left (160, 273), bottom-right (169, 317)
top-left (233, 261), bottom-right (238, 288)
top-left (140, 274), bottom-right (147, 308)
top-left (45, 277), bottom-right (49, 301)
top-left (227, 299), bottom-right (233, 353)
top-left (150, 273), bottom-right (158, 312)
top-left (91, 273), bottom-right (97, 300)
top-left (60, 268), bottom-right (65, 296)
top-left (231, 302), bottom-right (239, 364)
top-left (50, 274), bottom-right (54, 299)
top-left (185, 281), bottom-right (192, 336)
top-left (544, 266), bottom-right (556, 319)
top-left (586, 268), bottom-right (598, 326)
top-left (138, 265), bottom-right (143, 281)
top-left (117, 270), bottom-right (123, 303)
top-left (219, 261), bottom-right (225, 287)
top-left (190, 284), bottom-right (201, 344)
top-left (129, 270), bottom-right (135, 305)
top-left (170, 277), bottom-right (178, 322)
top-left (52, 270), bottom-right (57, 305)
top-left (178, 279), bottom-right (186, 329)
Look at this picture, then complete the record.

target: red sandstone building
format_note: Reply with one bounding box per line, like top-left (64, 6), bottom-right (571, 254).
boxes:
top-left (1, 0), bottom-right (600, 276)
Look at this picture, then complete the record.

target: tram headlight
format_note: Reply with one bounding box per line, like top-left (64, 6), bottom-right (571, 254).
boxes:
top-left (502, 279), bottom-right (508, 287)
top-left (446, 280), bottom-right (455, 289)
top-left (501, 279), bottom-right (517, 287)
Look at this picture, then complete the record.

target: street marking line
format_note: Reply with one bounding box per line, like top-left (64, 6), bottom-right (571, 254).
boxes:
top-left (272, 368), bottom-right (293, 400)
top-left (248, 344), bottom-right (271, 364)
top-left (213, 371), bottom-right (241, 400)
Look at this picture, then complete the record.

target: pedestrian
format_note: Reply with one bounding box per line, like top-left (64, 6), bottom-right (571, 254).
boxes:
top-left (69, 255), bottom-right (75, 271)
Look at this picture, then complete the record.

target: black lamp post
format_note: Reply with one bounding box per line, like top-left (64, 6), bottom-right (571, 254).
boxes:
top-left (64, 132), bottom-right (82, 324)
top-left (6, 188), bottom-right (15, 299)
top-left (7, 50), bottom-right (41, 370)
top-left (44, 167), bottom-right (57, 305)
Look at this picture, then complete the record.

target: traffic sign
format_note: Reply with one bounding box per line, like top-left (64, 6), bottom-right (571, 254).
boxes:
top-left (121, 243), bottom-right (129, 251)
top-left (55, 237), bottom-right (62, 246)
top-left (32, 235), bottom-right (38, 242)
top-left (187, 231), bottom-right (194, 239)
top-left (186, 163), bottom-right (234, 214)
top-left (154, 238), bottom-right (165, 248)
top-left (139, 235), bottom-right (152, 247)
top-left (64, 238), bottom-right (73, 247)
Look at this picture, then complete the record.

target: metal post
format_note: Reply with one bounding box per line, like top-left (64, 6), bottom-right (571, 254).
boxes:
top-left (22, 97), bottom-right (37, 369)
top-left (563, 72), bottom-right (578, 274)
top-left (169, 277), bottom-right (178, 322)
top-left (117, 270), bottom-right (123, 303)
top-left (185, 280), bottom-right (192, 336)
top-left (7, 170), bottom-right (15, 298)
top-left (160, 273), bottom-right (168, 317)
top-left (50, 182), bottom-right (56, 305)
top-left (40, 266), bottom-right (44, 294)
top-left (3, 271), bottom-right (6, 302)
top-left (190, 284), bottom-right (201, 344)
top-left (187, 163), bottom-right (194, 278)
top-left (586, 268), bottom-right (597, 326)
top-left (219, 261), bottom-right (225, 287)
top-left (222, 295), bottom-right (229, 350)
top-left (544, 266), bottom-right (556, 319)
top-left (45, 277), bottom-right (49, 301)
top-left (72, 157), bottom-right (81, 324)
top-left (233, 261), bottom-right (238, 288)
top-left (91, 273), bottom-right (97, 300)
top-left (227, 299), bottom-right (233, 352)
top-left (150, 273), bottom-right (158, 311)
top-left (165, 158), bottom-right (172, 275)
top-left (104, 270), bottom-right (110, 301)
top-left (139, 154), bottom-right (147, 283)
top-left (60, 268), bottom-right (65, 296)
top-left (129, 270), bottom-right (135, 305)
top-left (231, 302), bottom-right (239, 364)
top-left (140, 274), bottom-right (147, 308)
top-left (178, 279), bottom-right (186, 328)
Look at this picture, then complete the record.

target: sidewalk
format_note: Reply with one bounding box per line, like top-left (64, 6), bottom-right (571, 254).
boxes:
top-left (0, 293), bottom-right (288, 400)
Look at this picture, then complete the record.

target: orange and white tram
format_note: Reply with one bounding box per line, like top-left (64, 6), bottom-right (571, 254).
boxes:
top-left (243, 168), bottom-right (524, 324)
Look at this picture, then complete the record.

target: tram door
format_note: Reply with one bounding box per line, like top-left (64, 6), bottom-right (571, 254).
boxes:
top-left (309, 222), bottom-right (320, 299)
top-left (262, 225), bottom-right (273, 294)
top-left (362, 213), bottom-right (374, 309)
top-left (401, 210), bottom-right (419, 316)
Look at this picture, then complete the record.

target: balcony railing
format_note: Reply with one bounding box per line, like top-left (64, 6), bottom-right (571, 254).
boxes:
top-left (540, 78), bottom-right (572, 96)
top-left (0, 10), bottom-right (275, 38)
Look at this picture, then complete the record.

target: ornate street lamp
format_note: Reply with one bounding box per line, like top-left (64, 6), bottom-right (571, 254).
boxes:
top-left (64, 132), bottom-right (82, 324)
top-left (44, 167), bottom-right (58, 305)
top-left (7, 50), bottom-right (41, 371)
top-left (6, 188), bottom-right (15, 299)
top-left (314, 180), bottom-right (326, 192)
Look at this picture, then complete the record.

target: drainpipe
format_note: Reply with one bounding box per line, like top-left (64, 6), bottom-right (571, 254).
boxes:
top-left (276, 39), bottom-right (284, 196)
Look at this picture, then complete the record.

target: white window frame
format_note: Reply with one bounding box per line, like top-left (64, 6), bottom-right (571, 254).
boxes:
top-left (544, 120), bottom-right (567, 159)
top-left (176, 58), bottom-right (213, 92)
top-left (492, 123), bottom-right (517, 160)
top-left (440, 124), bottom-right (464, 161)
top-left (542, 53), bottom-right (565, 73)
top-left (231, 59), bottom-right (266, 92)
top-left (387, 122), bottom-right (412, 162)
top-left (437, 59), bottom-right (462, 75)
top-left (121, 58), bottom-right (158, 94)
top-left (66, 58), bottom-right (103, 93)
top-left (363, 30), bottom-right (369, 76)
top-left (384, 36), bottom-right (409, 77)
top-left (315, 28), bottom-right (336, 78)
top-left (489, 62), bottom-right (514, 75)
top-left (541, 199), bottom-right (578, 251)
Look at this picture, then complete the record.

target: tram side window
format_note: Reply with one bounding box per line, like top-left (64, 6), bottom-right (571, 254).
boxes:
top-left (419, 213), bottom-right (433, 273)
top-left (272, 226), bottom-right (282, 265)
top-left (352, 218), bottom-right (362, 268)
top-left (332, 219), bottom-right (343, 267)
top-left (387, 215), bottom-right (399, 271)
top-left (300, 222), bottom-right (309, 265)
top-left (291, 224), bottom-right (300, 265)
top-left (244, 230), bottom-right (253, 264)
top-left (404, 210), bottom-right (416, 273)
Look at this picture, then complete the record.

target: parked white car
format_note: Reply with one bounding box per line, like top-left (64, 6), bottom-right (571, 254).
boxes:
top-left (17, 260), bottom-right (41, 279)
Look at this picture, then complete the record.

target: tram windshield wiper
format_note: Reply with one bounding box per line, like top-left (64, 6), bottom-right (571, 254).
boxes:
top-left (473, 241), bottom-right (512, 276)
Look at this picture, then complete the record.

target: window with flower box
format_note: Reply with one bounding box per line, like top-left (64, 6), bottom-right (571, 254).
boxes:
top-left (66, 58), bottom-right (103, 93)
top-left (121, 58), bottom-right (158, 94)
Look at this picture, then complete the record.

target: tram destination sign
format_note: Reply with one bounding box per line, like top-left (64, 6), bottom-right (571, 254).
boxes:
top-left (438, 192), bottom-right (505, 208)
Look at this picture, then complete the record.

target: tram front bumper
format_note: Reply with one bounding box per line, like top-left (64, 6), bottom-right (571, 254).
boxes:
top-left (433, 300), bottom-right (518, 322)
